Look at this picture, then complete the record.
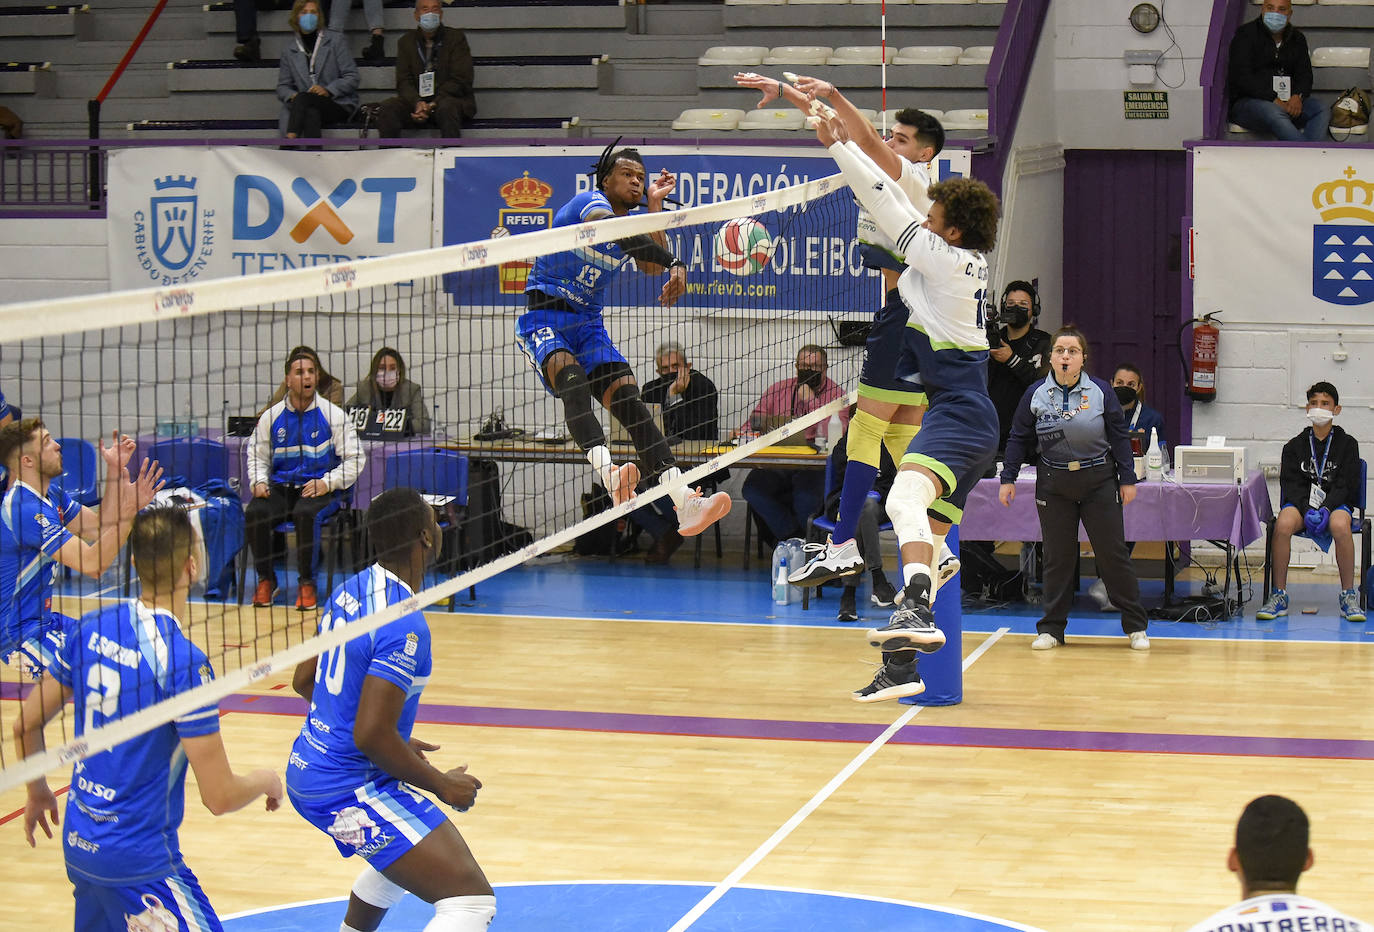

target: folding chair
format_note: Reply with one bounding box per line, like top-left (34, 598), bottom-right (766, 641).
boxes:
top-left (384, 448), bottom-right (474, 608)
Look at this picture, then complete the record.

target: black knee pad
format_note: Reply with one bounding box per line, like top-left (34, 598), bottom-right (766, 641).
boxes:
top-left (587, 361), bottom-right (635, 402)
top-left (551, 362), bottom-right (592, 400)
top-left (607, 381), bottom-right (646, 424)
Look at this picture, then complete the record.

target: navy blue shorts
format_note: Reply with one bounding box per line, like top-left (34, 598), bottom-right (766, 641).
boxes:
top-left (858, 289), bottom-right (926, 404)
top-left (516, 293), bottom-right (628, 393)
top-left (900, 390), bottom-right (998, 522)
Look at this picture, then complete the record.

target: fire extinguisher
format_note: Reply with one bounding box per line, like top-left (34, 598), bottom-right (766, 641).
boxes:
top-left (1179, 311), bottom-right (1220, 403)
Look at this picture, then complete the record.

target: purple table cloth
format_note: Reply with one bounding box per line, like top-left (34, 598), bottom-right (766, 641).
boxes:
top-left (961, 469), bottom-right (1273, 548)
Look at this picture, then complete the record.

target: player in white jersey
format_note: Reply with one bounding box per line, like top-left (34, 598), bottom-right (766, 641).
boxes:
top-left (815, 115), bottom-right (1001, 701)
top-left (733, 73), bottom-right (960, 600)
top-left (287, 487), bottom-right (495, 932)
top-left (15, 506), bottom-right (282, 932)
top-left (1186, 795), bottom-right (1368, 932)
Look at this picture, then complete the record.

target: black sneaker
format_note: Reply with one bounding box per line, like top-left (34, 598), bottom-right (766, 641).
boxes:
top-left (852, 658), bottom-right (925, 703)
top-left (837, 587), bottom-right (859, 622)
top-left (866, 597), bottom-right (946, 653)
top-left (870, 571), bottom-right (898, 607)
top-left (362, 33), bottom-right (385, 61)
top-left (233, 35), bottom-right (261, 62)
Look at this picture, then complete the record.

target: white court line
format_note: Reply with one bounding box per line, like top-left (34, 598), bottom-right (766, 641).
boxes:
top-left (664, 626), bottom-right (1011, 932)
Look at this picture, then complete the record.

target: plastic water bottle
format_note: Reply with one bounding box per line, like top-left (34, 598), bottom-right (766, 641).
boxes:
top-left (1145, 427), bottom-right (1162, 481)
top-left (823, 413), bottom-right (843, 451)
top-left (774, 557), bottom-right (790, 605)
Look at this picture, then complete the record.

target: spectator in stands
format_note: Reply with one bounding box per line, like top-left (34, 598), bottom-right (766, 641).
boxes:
top-left (634, 341), bottom-right (721, 564)
top-left (1256, 381), bottom-right (1364, 622)
top-left (246, 348), bottom-right (365, 611)
top-left (0, 105), bottom-right (22, 140)
top-left (276, 0), bottom-right (360, 141)
top-left (738, 345), bottom-right (849, 549)
top-left (345, 346), bottom-right (431, 435)
top-left (328, 0), bottom-right (386, 62)
top-left (374, 0), bottom-right (475, 140)
top-left (263, 345), bottom-right (344, 411)
top-left (1226, 0), bottom-right (1329, 142)
top-left (988, 280), bottom-right (1051, 457)
top-left (232, 0), bottom-right (261, 62)
top-left (1185, 795), bottom-right (1368, 932)
top-left (1111, 362), bottom-right (1166, 454)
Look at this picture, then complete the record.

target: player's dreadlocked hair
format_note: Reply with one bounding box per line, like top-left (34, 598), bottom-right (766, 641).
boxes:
top-left (928, 178), bottom-right (1000, 253)
top-left (592, 136), bottom-right (646, 192)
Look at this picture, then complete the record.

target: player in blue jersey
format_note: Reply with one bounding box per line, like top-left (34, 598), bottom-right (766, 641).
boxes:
top-left (15, 505), bottom-right (283, 932)
top-left (517, 144), bottom-right (731, 539)
top-left (0, 418), bottom-right (164, 678)
top-left (815, 115), bottom-right (1001, 702)
top-left (287, 487), bottom-right (495, 932)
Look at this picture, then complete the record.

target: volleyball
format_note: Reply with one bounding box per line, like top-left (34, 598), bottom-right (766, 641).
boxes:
top-left (713, 217), bottom-right (775, 276)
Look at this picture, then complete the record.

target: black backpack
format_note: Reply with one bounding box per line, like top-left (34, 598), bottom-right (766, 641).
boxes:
top-left (573, 484), bottom-right (638, 556)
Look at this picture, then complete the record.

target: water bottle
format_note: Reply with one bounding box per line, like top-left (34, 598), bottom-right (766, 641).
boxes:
top-left (773, 556), bottom-right (790, 605)
top-left (820, 412), bottom-right (842, 452)
top-left (1145, 427), bottom-right (1162, 481)
top-left (431, 402), bottom-right (446, 442)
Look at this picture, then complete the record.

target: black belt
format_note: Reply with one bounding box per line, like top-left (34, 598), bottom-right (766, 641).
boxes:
top-left (1042, 455), bottom-right (1110, 471)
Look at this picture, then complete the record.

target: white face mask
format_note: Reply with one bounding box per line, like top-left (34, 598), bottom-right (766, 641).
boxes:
top-left (376, 370), bottom-right (399, 391)
top-left (1307, 407), bottom-right (1335, 426)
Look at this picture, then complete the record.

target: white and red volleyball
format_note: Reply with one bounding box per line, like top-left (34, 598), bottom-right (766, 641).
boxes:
top-left (713, 217), bottom-right (775, 276)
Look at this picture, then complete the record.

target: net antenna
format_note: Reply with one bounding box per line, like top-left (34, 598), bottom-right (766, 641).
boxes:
top-left (880, 0), bottom-right (887, 135)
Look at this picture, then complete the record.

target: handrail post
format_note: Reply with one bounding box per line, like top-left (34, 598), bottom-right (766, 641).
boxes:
top-left (87, 99), bottom-right (100, 210)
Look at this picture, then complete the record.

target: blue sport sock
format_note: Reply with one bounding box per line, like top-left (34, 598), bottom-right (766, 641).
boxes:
top-left (833, 460), bottom-right (879, 544)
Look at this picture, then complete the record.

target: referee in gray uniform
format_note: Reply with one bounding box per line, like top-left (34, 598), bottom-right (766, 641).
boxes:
top-left (998, 326), bottom-right (1150, 650)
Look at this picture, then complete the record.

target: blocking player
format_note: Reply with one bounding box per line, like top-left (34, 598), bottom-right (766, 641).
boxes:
top-left (733, 72), bottom-right (960, 595)
top-left (15, 505), bottom-right (283, 931)
top-left (814, 116), bottom-right (1001, 702)
top-left (287, 487), bottom-right (496, 932)
top-left (0, 418), bottom-right (164, 677)
top-left (516, 144), bottom-right (731, 538)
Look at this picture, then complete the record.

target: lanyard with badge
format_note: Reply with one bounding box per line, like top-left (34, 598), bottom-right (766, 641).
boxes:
top-left (418, 32), bottom-right (442, 98)
top-left (1309, 429), bottom-right (1333, 509)
top-left (296, 35), bottom-right (321, 87)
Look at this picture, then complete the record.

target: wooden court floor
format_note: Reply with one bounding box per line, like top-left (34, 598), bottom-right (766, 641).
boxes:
top-left (4, 594), bottom-right (1374, 931)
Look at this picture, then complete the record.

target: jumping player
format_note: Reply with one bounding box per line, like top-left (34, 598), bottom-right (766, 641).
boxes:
top-left (287, 487), bottom-right (496, 932)
top-left (814, 116), bottom-right (1001, 702)
top-left (516, 144), bottom-right (730, 538)
top-left (16, 505), bottom-right (282, 931)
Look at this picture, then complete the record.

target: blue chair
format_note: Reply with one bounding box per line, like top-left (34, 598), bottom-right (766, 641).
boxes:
top-left (1264, 458), bottom-right (1371, 610)
top-left (52, 437), bottom-right (99, 507)
top-left (802, 451), bottom-right (893, 611)
top-left (146, 436), bottom-right (229, 490)
top-left (383, 448), bottom-right (473, 608)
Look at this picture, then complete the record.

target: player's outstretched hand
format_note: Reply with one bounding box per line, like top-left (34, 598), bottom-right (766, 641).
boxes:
top-left (790, 74), bottom-right (835, 103)
top-left (998, 483), bottom-right (1016, 507)
top-left (133, 457), bottom-right (166, 512)
top-left (256, 769), bottom-right (284, 812)
top-left (647, 169), bottom-right (676, 210)
top-left (408, 736), bottom-right (440, 761)
top-left (99, 430), bottom-right (136, 475)
top-left (23, 782), bottom-right (60, 847)
top-left (733, 71), bottom-right (782, 109)
top-left (659, 264), bottom-right (687, 307)
top-left (437, 764), bottom-right (482, 812)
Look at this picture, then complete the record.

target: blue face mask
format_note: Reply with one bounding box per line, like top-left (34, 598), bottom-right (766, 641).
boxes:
top-left (1262, 11), bottom-right (1288, 32)
top-left (298, 11), bottom-right (318, 32)
top-left (419, 11), bottom-right (441, 31)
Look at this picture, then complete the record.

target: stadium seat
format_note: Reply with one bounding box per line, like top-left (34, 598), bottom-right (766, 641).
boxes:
top-left (1316, 0), bottom-right (1374, 4)
top-left (671, 108), bottom-right (745, 131)
top-left (943, 108), bottom-right (989, 130)
top-left (383, 448), bottom-right (474, 606)
top-left (697, 46), bottom-right (769, 66)
top-left (789, 0), bottom-right (846, 5)
top-left (764, 47), bottom-right (833, 66)
top-left (725, 0), bottom-right (786, 7)
top-left (957, 46), bottom-right (995, 65)
top-left (853, 0), bottom-right (911, 5)
top-left (1312, 47), bottom-right (1371, 68)
top-left (827, 46), bottom-right (894, 65)
top-left (52, 437), bottom-right (98, 507)
top-left (913, 0), bottom-right (975, 4)
top-left (146, 436), bottom-right (229, 491)
top-left (738, 108), bottom-right (806, 131)
top-left (893, 46), bottom-right (963, 65)
top-left (882, 107), bottom-right (945, 127)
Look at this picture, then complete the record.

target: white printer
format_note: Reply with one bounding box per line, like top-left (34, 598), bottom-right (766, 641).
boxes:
top-left (1172, 444), bottom-right (1247, 484)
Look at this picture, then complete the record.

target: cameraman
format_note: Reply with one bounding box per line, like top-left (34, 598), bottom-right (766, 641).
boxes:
top-left (988, 281), bottom-right (1051, 456)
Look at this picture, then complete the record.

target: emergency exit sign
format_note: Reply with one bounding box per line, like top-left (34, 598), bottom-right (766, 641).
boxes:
top-left (1124, 91), bottom-right (1169, 119)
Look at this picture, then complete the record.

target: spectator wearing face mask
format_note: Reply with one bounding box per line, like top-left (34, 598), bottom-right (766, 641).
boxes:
top-left (1226, 0), bottom-right (1329, 142)
top-left (276, 0), bottom-right (360, 141)
top-left (345, 347), bottom-right (431, 435)
top-left (1256, 381), bottom-right (1364, 622)
top-left (987, 280), bottom-right (1051, 457)
top-left (738, 345), bottom-right (849, 548)
top-left (1110, 363), bottom-right (1166, 457)
top-left (373, 0), bottom-right (474, 140)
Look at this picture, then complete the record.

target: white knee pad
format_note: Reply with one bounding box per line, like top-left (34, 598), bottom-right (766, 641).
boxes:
top-left (352, 865), bottom-right (408, 910)
top-left (424, 895), bottom-right (497, 932)
top-left (886, 470), bottom-right (938, 548)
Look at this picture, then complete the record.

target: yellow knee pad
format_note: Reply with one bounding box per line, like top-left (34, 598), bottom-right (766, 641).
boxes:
top-left (847, 409), bottom-right (888, 467)
top-left (883, 422), bottom-right (919, 468)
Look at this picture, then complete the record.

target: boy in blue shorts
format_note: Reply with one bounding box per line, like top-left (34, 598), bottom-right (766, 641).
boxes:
top-left (16, 506), bottom-right (283, 931)
top-left (517, 145), bottom-right (730, 539)
top-left (0, 418), bottom-right (164, 678)
top-left (815, 116), bottom-right (1001, 702)
top-left (288, 487), bottom-right (495, 931)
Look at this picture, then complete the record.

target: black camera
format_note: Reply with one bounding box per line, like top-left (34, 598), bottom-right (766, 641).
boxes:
top-left (984, 301), bottom-right (1002, 351)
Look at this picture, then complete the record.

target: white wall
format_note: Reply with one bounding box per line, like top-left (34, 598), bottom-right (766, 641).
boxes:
top-left (0, 219), bottom-right (108, 302)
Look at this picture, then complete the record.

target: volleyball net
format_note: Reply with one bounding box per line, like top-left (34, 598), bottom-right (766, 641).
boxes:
top-left (0, 158), bottom-right (886, 793)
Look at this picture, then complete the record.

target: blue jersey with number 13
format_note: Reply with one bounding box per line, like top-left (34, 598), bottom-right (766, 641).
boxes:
top-left (523, 190), bottom-right (631, 316)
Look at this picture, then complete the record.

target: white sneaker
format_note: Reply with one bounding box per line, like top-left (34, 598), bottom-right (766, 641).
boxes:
top-left (1030, 633), bottom-right (1059, 650)
top-left (788, 536), bottom-right (864, 586)
top-left (675, 488), bottom-right (731, 537)
top-left (1129, 630), bottom-right (1151, 651)
top-left (936, 544), bottom-right (960, 589)
top-left (608, 462), bottom-right (640, 507)
top-left (1088, 579), bottom-right (1112, 611)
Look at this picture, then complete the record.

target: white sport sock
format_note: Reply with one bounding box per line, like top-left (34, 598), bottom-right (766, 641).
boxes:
top-left (423, 894), bottom-right (497, 931)
top-left (586, 444), bottom-right (615, 489)
top-left (931, 533), bottom-right (950, 594)
top-left (657, 465), bottom-right (688, 509)
top-left (903, 562), bottom-right (933, 591)
top-left (340, 925), bottom-right (366, 932)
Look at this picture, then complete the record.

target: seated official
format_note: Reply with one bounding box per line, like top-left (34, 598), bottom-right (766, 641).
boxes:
top-left (276, 0), bottom-right (360, 140)
top-left (345, 346), bottom-right (431, 435)
top-left (1226, 0), bottom-right (1328, 142)
top-left (263, 345), bottom-right (345, 413)
top-left (374, 0), bottom-right (475, 139)
top-left (1111, 363), bottom-right (1166, 457)
top-left (246, 348), bottom-right (365, 611)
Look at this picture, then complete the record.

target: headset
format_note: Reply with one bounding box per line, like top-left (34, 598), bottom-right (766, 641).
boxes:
top-left (1000, 280), bottom-right (1040, 325)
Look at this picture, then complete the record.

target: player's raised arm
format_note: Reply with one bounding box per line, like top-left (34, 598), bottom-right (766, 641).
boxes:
top-left (788, 75), bottom-right (905, 181)
top-left (816, 116), bottom-right (924, 246)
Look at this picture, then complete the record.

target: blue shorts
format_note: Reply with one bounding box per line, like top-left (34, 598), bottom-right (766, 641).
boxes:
top-left (5, 611), bottom-right (77, 680)
top-left (289, 775), bottom-right (448, 872)
top-left (71, 863), bottom-right (221, 932)
top-left (858, 289), bottom-right (926, 404)
top-left (516, 294), bottom-right (627, 393)
top-left (901, 390), bottom-right (998, 523)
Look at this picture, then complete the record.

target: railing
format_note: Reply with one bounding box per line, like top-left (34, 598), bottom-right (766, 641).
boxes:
top-left (983, 0), bottom-right (1051, 199)
top-left (86, 0), bottom-right (171, 202)
top-left (0, 140), bottom-right (100, 216)
top-left (1200, 0), bottom-right (1248, 140)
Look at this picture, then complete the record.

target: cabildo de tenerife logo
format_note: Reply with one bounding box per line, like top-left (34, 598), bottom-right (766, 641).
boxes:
top-left (1313, 166), bottom-right (1374, 306)
top-left (132, 175), bottom-right (214, 286)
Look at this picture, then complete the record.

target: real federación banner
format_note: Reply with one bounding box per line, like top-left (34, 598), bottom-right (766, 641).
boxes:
top-left (107, 147), bottom-right (434, 289)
